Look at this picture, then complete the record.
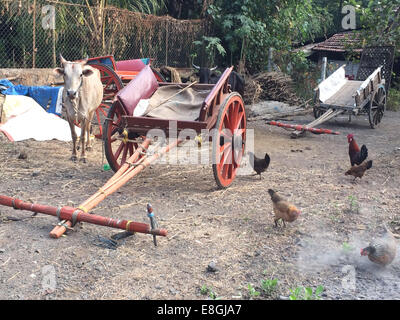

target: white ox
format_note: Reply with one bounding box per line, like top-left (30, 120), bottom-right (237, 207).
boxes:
top-left (54, 55), bottom-right (103, 162)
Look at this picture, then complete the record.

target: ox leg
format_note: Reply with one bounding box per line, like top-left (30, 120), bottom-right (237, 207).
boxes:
top-left (68, 120), bottom-right (78, 162)
top-left (85, 111), bottom-right (94, 151)
top-left (79, 119), bottom-right (87, 163)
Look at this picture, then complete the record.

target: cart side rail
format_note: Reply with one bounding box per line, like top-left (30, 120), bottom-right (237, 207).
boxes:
top-left (86, 55), bottom-right (117, 69)
top-left (355, 66), bottom-right (383, 106)
top-left (315, 65), bottom-right (347, 104)
top-left (200, 66), bottom-right (233, 127)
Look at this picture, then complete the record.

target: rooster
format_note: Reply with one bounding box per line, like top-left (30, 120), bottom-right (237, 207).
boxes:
top-left (347, 134), bottom-right (368, 166)
top-left (345, 160), bottom-right (373, 181)
top-left (268, 189), bottom-right (301, 227)
top-left (248, 152), bottom-right (270, 180)
top-left (361, 225), bottom-right (397, 266)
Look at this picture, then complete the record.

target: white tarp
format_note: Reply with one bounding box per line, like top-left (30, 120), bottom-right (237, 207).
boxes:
top-left (0, 95), bottom-right (80, 142)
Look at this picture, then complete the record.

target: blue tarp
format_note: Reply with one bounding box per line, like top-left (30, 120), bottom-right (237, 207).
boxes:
top-left (0, 79), bottom-right (63, 115)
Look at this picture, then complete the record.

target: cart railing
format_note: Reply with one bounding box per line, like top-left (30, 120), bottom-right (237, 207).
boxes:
top-left (200, 66), bottom-right (233, 128)
top-left (355, 66), bottom-right (383, 105)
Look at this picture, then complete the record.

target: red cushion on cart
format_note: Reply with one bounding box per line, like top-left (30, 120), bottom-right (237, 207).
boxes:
top-left (117, 65), bottom-right (158, 116)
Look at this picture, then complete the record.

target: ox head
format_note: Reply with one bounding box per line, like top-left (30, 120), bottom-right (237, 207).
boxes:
top-left (54, 54), bottom-right (93, 101)
top-left (192, 63), bottom-right (217, 84)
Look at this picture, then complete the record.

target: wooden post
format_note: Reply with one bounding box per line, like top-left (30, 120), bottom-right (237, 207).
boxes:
top-left (165, 19), bottom-right (168, 66)
top-left (321, 57), bottom-right (327, 81)
top-left (52, 24), bottom-right (56, 67)
top-left (267, 48), bottom-right (273, 72)
top-left (32, 0), bottom-right (36, 68)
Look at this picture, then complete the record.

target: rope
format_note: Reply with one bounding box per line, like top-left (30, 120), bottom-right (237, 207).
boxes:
top-left (11, 199), bottom-right (19, 210)
top-left (56, 207), bottom-right (62, 220)
top-left (71, 210), bottom-right (80, 227)
top-left (125, 220), bottom-right (132, 231)
top-left (78, 205), bottom-right (88, 213)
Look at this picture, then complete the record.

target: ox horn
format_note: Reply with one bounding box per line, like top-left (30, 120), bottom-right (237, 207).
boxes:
top-left (80, 55), bottom-right (89, 66)
top-left (59, 54), bottom-right (67, 65)
top-left (192, 62), bottom-right (200, 70)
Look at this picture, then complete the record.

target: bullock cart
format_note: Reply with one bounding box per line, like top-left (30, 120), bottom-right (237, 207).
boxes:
top-left (268, 65), bottom-right (386, 138)
top-left (285, 46), bottom-right (395, 138)
top-left (0, 66), bottom-right (246, 244)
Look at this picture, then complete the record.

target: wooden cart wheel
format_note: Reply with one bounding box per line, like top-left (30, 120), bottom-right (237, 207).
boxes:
top-left (151, 67), bottom-right (167, 82)
top-left (87, 62), bottom-right (124, 138)
top-left (103, 102), bottom-right (141, 172)
top-left (313, 106), bottom-right (325, 119)
top-left (368, 85), bottom-right (386, 129)
top-left (212, 92), bottom-right (246, 189)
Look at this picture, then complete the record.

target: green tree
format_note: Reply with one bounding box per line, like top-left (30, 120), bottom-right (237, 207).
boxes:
top-left (206, 0), bottom-right (333, 72)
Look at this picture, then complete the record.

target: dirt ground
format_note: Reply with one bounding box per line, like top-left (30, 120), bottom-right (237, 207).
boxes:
top-left (0, 109), bottom-right (400, 300)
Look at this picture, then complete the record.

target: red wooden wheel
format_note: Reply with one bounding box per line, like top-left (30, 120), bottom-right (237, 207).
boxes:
top-left (103, 102), bottom-right (142, 172)
top-left (212, 92), bottom-right (246, 188)
top-left (87, 62), bottom-right (124, 139)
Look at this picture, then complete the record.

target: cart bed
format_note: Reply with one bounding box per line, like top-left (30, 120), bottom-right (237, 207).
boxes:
top-left (324, 80), bottom-right (363, 107)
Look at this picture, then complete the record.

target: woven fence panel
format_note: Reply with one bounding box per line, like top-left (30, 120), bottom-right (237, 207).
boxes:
top-left (0, 0), bottom-right (206, 68)
top-left (356, 46), bottom-right (395, 92)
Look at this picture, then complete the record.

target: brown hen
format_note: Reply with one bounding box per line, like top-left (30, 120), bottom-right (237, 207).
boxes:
top-left (345, 160), bottom-right (372, 181)
top-left (268, 189), bottom-right (301, 227)
top-left (361, 225), bottom-right (397, 266)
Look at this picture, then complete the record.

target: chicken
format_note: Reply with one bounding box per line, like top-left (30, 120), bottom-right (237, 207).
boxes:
top-left (248, 152), bottom-right (270, 179)
top-left (268, 189), bottom-right (301, 227)
top-left (345, 160), bottom-right (372, 181)
top-left (361, 225), bottom-right (397, 266)
top-left (347, 134), bottom-right (368, 166)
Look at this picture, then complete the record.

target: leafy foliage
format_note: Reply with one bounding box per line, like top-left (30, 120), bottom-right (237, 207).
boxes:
top-left (261, 278), bottom-right (278, 295)
top-left (247, 283), bottom-right (260, 297)
top-left (349, 0), bottom-right (400, 46)
top-left (193, 36), bottom-right (226, 67)
top-left (387, 88), bottom-right (400, 111)
top-left (199, 285), bottom-right (222, 300)
top-left (206, 0), bottom-right (333, 72)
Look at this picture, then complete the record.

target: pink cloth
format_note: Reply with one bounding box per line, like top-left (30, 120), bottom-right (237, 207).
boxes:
top-left (117, 65), bottom-right (159, 116)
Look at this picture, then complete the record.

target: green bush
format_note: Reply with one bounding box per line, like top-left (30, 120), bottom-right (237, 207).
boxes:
top-left (387, 88), bottom-right (400, 111)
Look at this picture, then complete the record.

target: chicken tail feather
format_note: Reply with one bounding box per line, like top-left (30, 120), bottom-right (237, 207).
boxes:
top-left (359, 145), bottom-right (368, 163)
top-left (268, 189), bottom-right (275, 198)
top-left (264, 153), bottom-right (271, 170)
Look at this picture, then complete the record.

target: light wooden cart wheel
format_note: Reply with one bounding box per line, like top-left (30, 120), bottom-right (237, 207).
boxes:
top-left (368, 85), bottom-right (386, 129)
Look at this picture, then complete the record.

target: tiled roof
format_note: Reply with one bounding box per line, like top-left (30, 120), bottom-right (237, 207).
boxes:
top-left (312, 31), bottom-right (363, 53)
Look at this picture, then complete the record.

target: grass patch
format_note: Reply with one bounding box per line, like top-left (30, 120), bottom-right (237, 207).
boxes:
top-left (199, 285), bottom-right (222, 300)
top-left (261, 278), bottom-right (278, 296)
top-left (289, 285), bottom-right (324, 300)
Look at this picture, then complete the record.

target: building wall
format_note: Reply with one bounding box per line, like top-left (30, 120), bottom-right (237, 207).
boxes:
top-left (326, 60), bottom-right (360, 79)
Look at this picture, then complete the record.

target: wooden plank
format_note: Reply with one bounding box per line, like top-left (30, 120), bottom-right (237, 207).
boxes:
top-left (121, 116), bottom-right (207, 136)
top-left (324, 81), bottom-right (363, 107)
